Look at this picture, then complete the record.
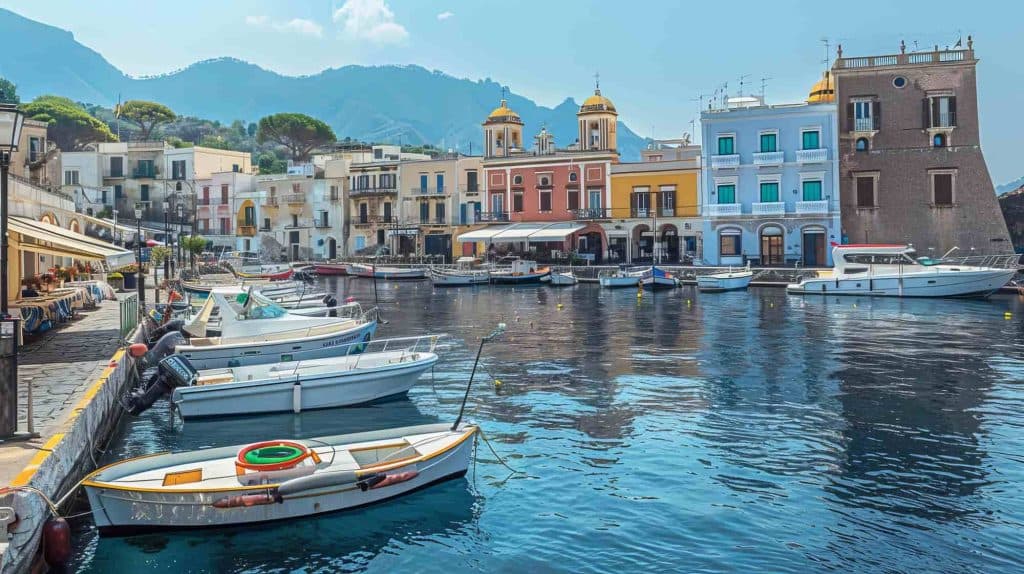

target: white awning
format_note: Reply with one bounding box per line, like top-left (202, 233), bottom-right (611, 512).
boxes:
top-left (457, 225), bottom-right (513, 242)
top-left (490, 223), bottom-right (552, 243)
top-left (10, 216), bottom-right (132, 264)
top-left (527, 223), bottom-right (586, 243)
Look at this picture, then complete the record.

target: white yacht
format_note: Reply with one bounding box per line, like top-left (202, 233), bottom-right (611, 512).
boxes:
top-left (787, 244), bottom-right (1017, 298)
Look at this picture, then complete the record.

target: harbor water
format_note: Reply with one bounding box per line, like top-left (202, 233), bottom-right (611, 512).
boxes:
top-left (71, 279), bottom-right (1024, 573)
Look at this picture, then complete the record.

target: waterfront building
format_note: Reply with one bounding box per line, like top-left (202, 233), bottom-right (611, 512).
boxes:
top-left (997, 184), bottom-right (1024, 253)
top-left (347, 157), bottom-right (401, 255)
top-left (608, 147), bottom-right (701, 263)
top-left (467, 87), bottom-right (618, 262)
top-left (398, 155), bottom-right (482, 260)
top-left (255, 162), bottom-right (345, 261)
top-left (832, 39), bottom-right (1012, 253)
top-left (700, 79), bottom-right (841, 267)
top-left (193, 171), bottom-right (255, 250)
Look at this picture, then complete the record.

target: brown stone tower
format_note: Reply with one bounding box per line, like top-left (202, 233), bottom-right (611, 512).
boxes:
top-left (832, 38), bottom-right (1012, 254)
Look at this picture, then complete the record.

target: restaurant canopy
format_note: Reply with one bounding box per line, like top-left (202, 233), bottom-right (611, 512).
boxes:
top-left (10, 216), bottom-right (133, 265)
top-left (457, 222), bottom-right (587, 244)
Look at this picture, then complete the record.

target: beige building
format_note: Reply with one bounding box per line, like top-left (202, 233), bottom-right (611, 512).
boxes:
top-left (398, 155), bottom-right (482, 259)
top-left (256, 162), bottom-right (346, 261)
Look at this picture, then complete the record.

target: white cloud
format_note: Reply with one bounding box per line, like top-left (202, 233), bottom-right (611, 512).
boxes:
top-left (437, 11), bottom-right (454, 21)
top-left (245, 15), bottom-right (322, 38)
top-left (275, 18), bottom-right (323, 37)
top-left (333, 0), bottom-right (409, 44)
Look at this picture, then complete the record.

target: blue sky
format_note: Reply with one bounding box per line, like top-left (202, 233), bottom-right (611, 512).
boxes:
top-left (1, 0), bottom-right (1020, 184)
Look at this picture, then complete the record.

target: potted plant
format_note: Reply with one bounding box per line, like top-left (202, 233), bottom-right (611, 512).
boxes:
top-left (119, 264), bottom-right (139, 290)
top-left (106, 272), bottom-right (124, 291)
top-left (41, 273), bottom-right (55, 293)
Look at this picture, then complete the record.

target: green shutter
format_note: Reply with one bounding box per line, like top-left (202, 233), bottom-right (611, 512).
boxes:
top-left (759, 182), bottom-right (779, 202)
top-left (802, 180), bottom-right (823, 201)
top-left (760, 133), bottom-right (776, 152)
top-left (717, 184), bottom-right (735, 204)
top-left (802, 131), bottom-right (820, 150)
top-left (718, 137), bottom-right (734, 155)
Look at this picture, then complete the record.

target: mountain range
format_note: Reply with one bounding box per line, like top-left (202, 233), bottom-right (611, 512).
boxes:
top-left (0, 8), bottom-right (648, 159)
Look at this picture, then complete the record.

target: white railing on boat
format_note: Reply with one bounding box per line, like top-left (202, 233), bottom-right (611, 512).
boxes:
top-left (332, 334), bottom-right (448, 370)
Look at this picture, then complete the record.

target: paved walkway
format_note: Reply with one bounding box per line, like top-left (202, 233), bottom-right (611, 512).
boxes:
top-left (0, 291), bottom-right (146, 485)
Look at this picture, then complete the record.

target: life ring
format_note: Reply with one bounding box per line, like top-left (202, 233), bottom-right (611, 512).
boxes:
top-left (236, 440), bottom-right (319, 472)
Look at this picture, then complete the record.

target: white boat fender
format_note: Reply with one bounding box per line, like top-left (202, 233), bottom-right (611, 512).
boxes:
top-left (277, 470), bottom-right (360, 497)
top-left (211, 492), bottom-right (282, 508)
top-left (292, 381), bottom-right (301, 413)
top-left (370, 470), bottom-right (419, 489)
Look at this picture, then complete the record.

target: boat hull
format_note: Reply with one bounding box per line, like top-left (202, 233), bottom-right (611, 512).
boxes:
top-left (172, 355), bottom-right (436, 419)
top-left (599, 276), bottom-right (642, 288)
top-left (349, 265), bottom-right (426, 280)
top-left (178, 322), bottom-right (377, 370)
top-left (314, 264), bottom-right (349, 276)
top-left (548, 273), bottom-right (578, 286)
top-left (83, 424), bottom-right (476, 535)
top-left (697, 273), bottom-right (753, 292)
top-left (641, 276), bottom-right (677, 291)
top-left (429, 270), bottom-right (489, 286)
top-left (489, 271), bottom-right (550, 284)
top-left (786, 268), bottom-right (1017, 298)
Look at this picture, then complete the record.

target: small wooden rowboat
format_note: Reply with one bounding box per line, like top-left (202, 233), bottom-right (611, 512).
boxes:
top-left (82, 423), bottom-right (478, 535)
top-left (697, 268), bottom-right (754, 292)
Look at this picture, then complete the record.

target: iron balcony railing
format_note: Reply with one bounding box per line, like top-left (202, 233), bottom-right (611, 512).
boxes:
top-left (477, 212), bottom-right (510, 223)
top-left (572, 208), bottom-right (613, 220)
top-left (351, 216), bottom-right (396, 225)
top-left (350, 186), bottom-right (398, 196)
top-left (408, 186), bottom-right (449, 196)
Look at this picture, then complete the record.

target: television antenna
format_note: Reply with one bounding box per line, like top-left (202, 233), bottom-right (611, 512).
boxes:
top-left (760, 77), bottom-right (772, 99)
top-left (737, 74), bottom-right (751, 97)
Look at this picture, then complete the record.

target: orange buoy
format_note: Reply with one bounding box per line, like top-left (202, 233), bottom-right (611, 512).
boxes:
top-left (128, 343), bottom-right (148, 358)
top-left (42, 517), bottom-right (71, 568)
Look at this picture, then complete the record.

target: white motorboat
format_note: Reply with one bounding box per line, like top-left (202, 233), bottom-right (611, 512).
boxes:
top-left (82, 422), bottom-right (478, 535)
top-left (147, 289), bottom-right (378, 370)
top-left (488, 258), bottom-right (550, 284)
top-left (548, 271), bottom-right (578, 286)
top-left (697, 266), bottom-right (754, 292)
top-left (598, 267), bottom-right (647, 288)
top-left (787, 244), bottom-right (1018, 298)
top-left (348, 263), bottom-right (426, 280)
top-left (430, 257), bottom-right (490, 286)
top-left (129, 336), bottom-right (443, 419)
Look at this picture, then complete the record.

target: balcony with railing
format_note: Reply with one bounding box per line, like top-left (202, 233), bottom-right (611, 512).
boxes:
top-left (409, 186), bottom-right (449, 197)
top-left (351, 215), bottom-right (395, 226)
top-left (350, 186), bottom-right (398, 197)
top-left (132, 164), bottom-right (158, 178)
top-left (572, 208), bottom-right (612, 220)
top-left (834, 43), bottom-right (974, 71)
top-left (710, 154), bottom-right (740, 169)
top-left (329, 189), bottom-right (342, 201)
top-left (929, 112), bottom-right (957, 128)
top-left (460, 185), bottom-right (481, 195)
top-left (795, 200), bottom-right (829, 214)
top-left (284, 193), bottom-right (306, 204)
top-left (264, 196), bottom-right (279, 208)
top-left (259, 224), bottom-right (272, 232)
top-left (238, 224), bottom-right (257, 237)
top-left (796, 148), bottom-right (828, 163)
top-left (707, 204), bottom-right (741, 217)
top-left (477, 212), bottom-right (510, 223)
top-left (314, 218), bottom-right (331, 228)
top-left (419, 217), bottom-right (448, 226)
top-left (853, 117), bottom-right (878, 132)
top-left (752, 202), bottom-right (786, 216)
top-left (752, 151), bottom-right (784, 166)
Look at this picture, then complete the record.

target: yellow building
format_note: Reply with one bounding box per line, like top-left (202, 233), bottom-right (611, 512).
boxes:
top-left (609, 154), bottom-right (702, 263)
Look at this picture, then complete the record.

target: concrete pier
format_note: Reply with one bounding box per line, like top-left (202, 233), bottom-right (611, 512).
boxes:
top-left (0, 293), bottom-right (146, 574)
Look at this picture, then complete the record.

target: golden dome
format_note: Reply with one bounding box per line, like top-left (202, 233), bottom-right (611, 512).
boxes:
top-left (485, 99), bottom-right (522, 123)
top-left (579, 89), bottom-right (617, 114)
top-left (807, 71), bottom-right (835, 104)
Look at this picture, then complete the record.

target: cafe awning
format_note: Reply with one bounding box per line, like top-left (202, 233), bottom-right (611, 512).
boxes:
top-left (457, 225), bottom-right (514, 242)
top-left (10, 216), bottom-right (133, 264)
top-left (490, 223), bottom-right (553, 243)
top-left (526, 223), bottom-right (586, 243)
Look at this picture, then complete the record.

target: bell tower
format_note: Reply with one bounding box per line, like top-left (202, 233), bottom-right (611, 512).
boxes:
top-left (482, 95), bottom-right (524, 158)
top-left (577, 74), bottom-right (618, 152)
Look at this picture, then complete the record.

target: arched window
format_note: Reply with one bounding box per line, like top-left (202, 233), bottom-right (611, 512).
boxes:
top-left (539, 176), bottom-right (550, 187)
top-left (568, 172), bottom-right (578, 182)
top-left (855, 137), bottom-right (869, 152)
top-left (512, 174), bottom-right (523, 185)
top-left (933, 133), bottom-right (947, 148)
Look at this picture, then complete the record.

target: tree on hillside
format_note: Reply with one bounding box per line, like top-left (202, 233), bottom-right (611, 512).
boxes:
top-left (118, 100), bottom-right (176, 140)
top-left (256, 113), bottom-right (336, 162)
top-left (22, 95), bottom-right (117, 151)
top-left (0, 77), bottom-right (18, 104)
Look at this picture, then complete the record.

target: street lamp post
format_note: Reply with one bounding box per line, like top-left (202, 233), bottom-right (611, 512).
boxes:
top-left (0, 103), bottom-right (26, 317)
top-left (162, 199), bottom-right (171, 281)
top-left (134, 203), bottom-right (145, 310)
top-left (176, 204), bottom-right (183, 268)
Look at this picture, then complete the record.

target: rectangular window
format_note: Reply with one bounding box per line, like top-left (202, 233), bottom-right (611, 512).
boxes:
top-left (101, 189), bottom-right (108, 204)
top-left (110, 157), bottom-right (123, 177)
top-left (140, 184), bottom-right (150, 202)
top-left (720, 233), bottom-right (741, 256)
top-left (856, 176), bottom-right (875, 207)
top-left (232, 164), bottom-right (240, 173)
top-left (171, 160), bottom-right (186, 180)
top-left (801, 130), bottom-right (820, 150)
top-left (513, 192), bottom-right (524, 213)
top-left (852, 100), bottom-right (878, 131)
top-left (759, 133), bottom-right (777, 153)
top-left (932, 173), bottom-right (954, 205)
top-left (717, 184), bottom-right (736, 204)
top-left (263, 217), bottom-right (271, 230)
top-left (292, 183), bottom-right (301, 193)
top-left (540, 190), bottom-right (552, 211)
top-left (588, 188), bottom-right (602, 209)
top-left (420, 202), bottom-right (430, 223)
top-left (436, 202), bottom-right (445, 222)
top-left (632, 188), bottom-right (651, 217)
top-left (114, 184), bottom-right (123, 199)
top-left (491, 194), bottom-right (503, 215)
top-left (419, 174), bottom-right (428, 192)
top-left (221, 184), bottom-right (229, 204)
top-left (759, 182), bottom-right (779, 202)
top-left (64, 170), bottom-right (80, 185)
top-left (436, 173), bottom-right (444, 194)
top-left (660, 186), bottom-right (676, 215)
top-left (291, 214), bottom-right (298, 227)
top-left (717, 136), bottom-right (735, 155)
top-left (466, 171), bottom-right (479, 192)
top-left (383, 202), bottom-right (392, 221)
top-left (802, 180), bottom-right (823, 201)
top-left (927, 96), bottom-right (957, 128)
top-left (567, 189), bottom-right (580, 211)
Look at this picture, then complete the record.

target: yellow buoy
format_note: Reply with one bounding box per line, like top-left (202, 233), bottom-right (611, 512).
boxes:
top-left (494, 379), bottom-right (502, 388)
top-left (1005, 312), bottom-right (1013, 319)
top-left (557, 303), bottom-right (564, 310)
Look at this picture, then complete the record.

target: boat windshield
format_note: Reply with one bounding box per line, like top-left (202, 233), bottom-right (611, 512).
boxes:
top-left (238, 291), bottom-right (289, 320)
top-left (843, 253), bottom-right (920, 266)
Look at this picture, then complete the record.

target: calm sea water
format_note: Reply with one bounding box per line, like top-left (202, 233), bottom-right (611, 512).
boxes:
top-left (70, 279), bottom-right (1024, 573)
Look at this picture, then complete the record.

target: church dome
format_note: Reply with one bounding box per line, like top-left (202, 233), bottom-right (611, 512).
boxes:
top-left (579, 89), bottom-right (617, 114)
top-left (485, 99), bottom-right (523, 124)
top-left (807, 71), bottom-right (835, 104)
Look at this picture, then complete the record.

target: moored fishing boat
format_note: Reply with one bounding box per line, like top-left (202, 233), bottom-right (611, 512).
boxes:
top-left (786, 244), bottom-right (1018, 298)
top-left (488, 258), bottom-right (550, 284)
top-left (697, 266), bottom-right (754, 292)
top-left (640, 266), bottom-right (678, 291)
top-left (429, 257), bottom-right (490, 286)
top-left (81, 422), bottom-right (478, 535)
top-left (548, 271), bottom-right (578, 286)
top-left (348, 263), bottom-right (426, 280)
top-left (314, 262), bottom-right (349, 276)
top-left (598, 267), bottom-right (646, 288)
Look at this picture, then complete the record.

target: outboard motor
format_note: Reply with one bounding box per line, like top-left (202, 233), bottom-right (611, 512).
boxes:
top-left (123, 355), bottom-right (198, 415)
top-left (140, 331), bottom-right (187, 371)
top-left (322, 294), bottom-right (338, 317)
top-left (146, 319), bottom-right (186, 348)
